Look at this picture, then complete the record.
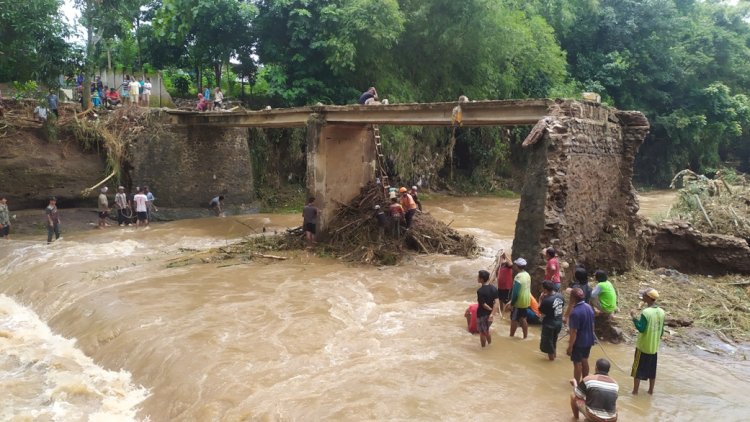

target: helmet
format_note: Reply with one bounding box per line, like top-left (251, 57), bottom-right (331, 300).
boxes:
top-left (399, 187), bottom-right (407, 193)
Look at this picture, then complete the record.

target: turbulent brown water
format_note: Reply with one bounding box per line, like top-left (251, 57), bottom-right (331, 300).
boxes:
top-left (2, 191), bottom-right (749, 421)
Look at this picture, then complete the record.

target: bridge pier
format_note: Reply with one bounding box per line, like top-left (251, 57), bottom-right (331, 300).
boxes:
top-left (306, 116), bottom-right (376, 233)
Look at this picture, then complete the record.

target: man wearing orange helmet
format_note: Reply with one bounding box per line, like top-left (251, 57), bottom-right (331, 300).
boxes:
top-left (399, 187), bottom-right (418, 229)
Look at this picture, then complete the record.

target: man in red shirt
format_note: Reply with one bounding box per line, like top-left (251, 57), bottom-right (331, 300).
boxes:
top-left (545, 247), bottom-right (561, 287)
top-left (106, 88), bottom-right (121, 107)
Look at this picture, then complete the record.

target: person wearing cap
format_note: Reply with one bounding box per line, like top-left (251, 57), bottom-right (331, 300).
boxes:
top-left (45, 196), bottom-right (61, 243)
top-left (630, 288), bottom-right (665, 395)
top-left (591, 270), bottom-right (618, 316)
top-left (399, 187), bottom-right (418, 229)
top-left (114, 186), bottom-right (130, 226)
top-left (509, 257), bottom-right (531, 338)
top-left (570, 358), bottom-right (619, 422)
top-left (97, 187), bottom-right (110, 229)
top-left (373, 204), bottom-right (386, 241)
top-left (476, 269), bottom-right (499, 347)
top-left (0, 196), bottom-right (11, 239)
top-left (409, 186), bottom-right (422, 211)
top-left (539, 280), bottom-right (565, 360)
top-left (567, 287), bottom-right (596, 384)
top-left (545, 247), bottom-right (561, 286)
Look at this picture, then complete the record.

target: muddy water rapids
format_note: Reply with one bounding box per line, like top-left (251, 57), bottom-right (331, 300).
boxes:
top-left (1, 191), bottom-right (749, 421)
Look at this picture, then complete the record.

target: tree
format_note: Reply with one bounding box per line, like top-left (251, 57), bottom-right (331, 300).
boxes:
top-left (154, 0), bottom-right (256, 89)
top-left (0, 0), bottom-right (70, 85)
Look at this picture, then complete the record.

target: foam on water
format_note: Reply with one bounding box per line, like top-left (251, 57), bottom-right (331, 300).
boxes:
top-left (0, 294), bottom-right (149, 421)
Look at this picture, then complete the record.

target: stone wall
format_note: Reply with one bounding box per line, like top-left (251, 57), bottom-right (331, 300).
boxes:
top-left (512, 101), bottom-right (650, 288)
top-left (127, 120), bottom-right (253, 207)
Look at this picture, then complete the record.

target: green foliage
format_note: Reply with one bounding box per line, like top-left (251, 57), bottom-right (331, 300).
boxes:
top-left (171, 72), bottom-right (192, 96)
top-left (0, 0), bottom-right (70, 85)
top-left (10, 81), bottom-right (40, 100)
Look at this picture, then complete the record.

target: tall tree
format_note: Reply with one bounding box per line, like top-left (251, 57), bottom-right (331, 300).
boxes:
top-left (0, 0), bottom-right (70, 85)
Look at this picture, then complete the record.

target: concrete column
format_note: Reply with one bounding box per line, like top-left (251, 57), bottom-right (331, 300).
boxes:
top-left (306, 115), bottom-right (376, 234)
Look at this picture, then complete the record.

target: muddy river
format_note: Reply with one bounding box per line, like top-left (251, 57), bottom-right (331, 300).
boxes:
top-left (2, 190), bottom-right (749, 421)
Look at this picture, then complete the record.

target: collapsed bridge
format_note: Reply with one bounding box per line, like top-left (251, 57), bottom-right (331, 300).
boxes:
top-left (162, 99), bottom-right (650, 281)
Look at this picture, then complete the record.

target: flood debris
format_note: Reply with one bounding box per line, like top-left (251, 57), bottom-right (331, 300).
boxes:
top-left (217, 182), bottom-right (478, 265)
top-left (668, 169), bottom-right (750, 238)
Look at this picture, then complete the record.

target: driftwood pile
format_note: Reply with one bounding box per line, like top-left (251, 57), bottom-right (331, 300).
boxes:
top-left (227, 183), bottom-right (478, 265)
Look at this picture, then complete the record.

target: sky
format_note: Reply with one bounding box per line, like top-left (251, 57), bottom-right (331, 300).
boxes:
top-left (61, 0), bottom-right (84, 43)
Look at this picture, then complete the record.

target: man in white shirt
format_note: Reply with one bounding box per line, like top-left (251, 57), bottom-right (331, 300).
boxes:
top-left (129, 79), bottom-right (140, 106)
top-left (133, 188), bottom-right (149, 228)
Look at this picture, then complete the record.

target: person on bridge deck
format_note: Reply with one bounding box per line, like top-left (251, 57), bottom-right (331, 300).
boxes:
top-left (539, 280), bottom-right (565, 360)
top-left (399, 187), bottom-right (418, 229)
top-left (196, 93), bottom-right (207, 111)
top-left (465, 303), bottom-right (479, 334)
top-left (358, 87), bottom-right (378, 105)
top-left (303, 197), bottom-right (319, 247)
top-left (545, 247), bottom-right (562, 287)
top-left (128, 78), bottom-right (140, 106)
top-left (214, 87), bottom-right (224, 110)
top-left (509, 257), bottom-right (531, 338)
top-left (409, 186), bottom-right (423, 211)
top-left (475, 270), bottom-right (499, 347)
top-left (567, 287), bottom-right (596, 384)
top-left (570, 358), bottom-right (619, 422)
top-left (591, 270), bottom-right (618, 316)
top-left (630, 288), bottom-right (665, 395)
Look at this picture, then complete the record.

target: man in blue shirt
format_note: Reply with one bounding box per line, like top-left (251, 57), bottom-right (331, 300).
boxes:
top-left (47, 90), bottom-right (59, 117)
top-left (567, 287), bottom-right (596, 384)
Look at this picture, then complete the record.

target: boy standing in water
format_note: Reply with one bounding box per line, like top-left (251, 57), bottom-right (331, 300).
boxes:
top-left (476, 269), bottom-right (499, 347)
top-left (133, 188), bottom-right (149, 228)
top-left (303, 197), bottom-right (318, 247)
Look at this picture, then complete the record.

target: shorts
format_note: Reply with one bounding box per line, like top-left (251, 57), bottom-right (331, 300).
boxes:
top-left (497, 289), bottom-right (510, 303)
top-left (571, 345), bottom-right (592, 363)
top-left (477, 315), bottom-right (492, 334)
top-left (304, 223), bottom-right (316, 234)
top-left (540, 323), bottom-right (562, 354)
top-left (137, 211), bottom-right (148, 221)
top-left (98, 211), bottom-right (108, 219)
top-left (631, 349), bottom-right (658, 380)
top-left (512, 307), bottom-right (528, 321)
top-left (0, 225), bottom-right (9, 237)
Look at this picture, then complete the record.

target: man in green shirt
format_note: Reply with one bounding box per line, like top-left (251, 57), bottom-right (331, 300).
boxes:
top-left (630, 288), bottom-right (665, 395)
top-left (591, 270), bottom-right (617, 316)
top-left (509, 257), bottom-right (531, 339)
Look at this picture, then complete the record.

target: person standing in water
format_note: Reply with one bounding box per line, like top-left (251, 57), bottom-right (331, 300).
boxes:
top-left (133, 188), bottom-right (149, 228)
top-left (45, 196), bottom-right (61, 243)
top-left (567, 287), bottom-right (596, 384)
top-left (303, 197), bottom-right (319, 247)
top-left (509, 257), bottom-right (531, 338)
top-left (539, 280), bottom-right (565, 360)
top-left (114, 186), bottom-right (129, 226)
top-left (0, 196), bottom-right (11, 239)
top-left (476, 269), bottom-right (499, 347)
top-left (630, 288), bottom-right (665, 395)
top-left (97, 187), bottom-right (110, 229)
top-left (496, 251), bottom-right (513, 309)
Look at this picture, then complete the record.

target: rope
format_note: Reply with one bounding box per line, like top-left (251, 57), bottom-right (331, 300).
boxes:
top-left (594, 333), bottom-right (630, 374)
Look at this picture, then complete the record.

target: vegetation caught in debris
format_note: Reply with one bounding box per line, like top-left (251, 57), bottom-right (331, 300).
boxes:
top-left (667, 169), bottom-right (750, 239)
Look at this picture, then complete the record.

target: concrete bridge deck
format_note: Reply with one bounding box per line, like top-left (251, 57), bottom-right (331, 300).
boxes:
top-left (165, 99), bottom-right (555, 127)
